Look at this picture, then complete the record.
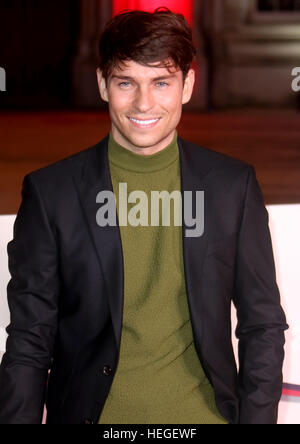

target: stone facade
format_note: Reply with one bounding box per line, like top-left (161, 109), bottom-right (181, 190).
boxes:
top-left (208, 0), bottom-right (300, 108)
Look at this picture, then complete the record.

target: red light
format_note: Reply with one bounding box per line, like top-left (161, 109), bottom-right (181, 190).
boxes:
top-left (113, 0), bottom-right (193, 26)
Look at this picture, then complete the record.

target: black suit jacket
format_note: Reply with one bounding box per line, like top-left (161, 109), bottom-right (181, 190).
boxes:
top-left (0, 136), bottom-right (288, 424)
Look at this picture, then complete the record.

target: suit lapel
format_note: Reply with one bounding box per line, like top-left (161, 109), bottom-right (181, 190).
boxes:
top-left (178, 137), bottom-right (214, 351)
top-left (72, 136), bottom-right (124, 348)
top-left (73, 135), bottom-right (215, 353)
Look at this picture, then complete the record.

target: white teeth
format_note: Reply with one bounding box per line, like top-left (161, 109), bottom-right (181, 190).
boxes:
top-left (130, 118), bottom-right (159, 125)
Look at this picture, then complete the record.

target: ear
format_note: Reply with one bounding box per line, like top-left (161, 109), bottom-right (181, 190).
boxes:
top-left (96, 68), bottom-right (109, 102)
top-left (182, 69), bottom-right (195, 105)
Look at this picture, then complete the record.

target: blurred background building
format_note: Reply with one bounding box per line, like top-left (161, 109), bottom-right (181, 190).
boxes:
top-left (0, 0), bottom-right (299, 214)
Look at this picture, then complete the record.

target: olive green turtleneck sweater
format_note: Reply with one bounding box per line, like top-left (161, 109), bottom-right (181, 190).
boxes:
top-left (98, 132), bottom-right (227, 424)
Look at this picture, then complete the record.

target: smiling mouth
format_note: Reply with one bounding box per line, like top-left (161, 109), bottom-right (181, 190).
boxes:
top-left (128, 117), bottom-right (161, 128)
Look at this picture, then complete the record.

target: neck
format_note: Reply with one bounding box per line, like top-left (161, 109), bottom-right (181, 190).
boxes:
top-left (111, 128), bottom-right (176, 156)
top-left (108, 130), bottom-right (178, 173)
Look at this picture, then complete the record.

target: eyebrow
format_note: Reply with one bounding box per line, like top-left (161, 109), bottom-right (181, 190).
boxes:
top-left (110, 74), bottom-right (177, 82)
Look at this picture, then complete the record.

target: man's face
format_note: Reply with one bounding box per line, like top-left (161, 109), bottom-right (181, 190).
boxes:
top-left (96, 60), bottom-right (195, 155)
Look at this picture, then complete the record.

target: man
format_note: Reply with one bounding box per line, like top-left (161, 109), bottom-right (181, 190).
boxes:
top-left (0, 9), bottom-right (287, 424)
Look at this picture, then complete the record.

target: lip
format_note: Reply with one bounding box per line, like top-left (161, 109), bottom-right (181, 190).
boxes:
top-left (127, 117), bottom-right (161, 129)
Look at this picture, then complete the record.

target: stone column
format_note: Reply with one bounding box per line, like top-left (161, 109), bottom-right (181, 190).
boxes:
top-left (203, 0), bottom-right (253, 108)
top-left (72, 0), bottom-right (112, 108)
top-left (187, 0), bottom-right (209, 110)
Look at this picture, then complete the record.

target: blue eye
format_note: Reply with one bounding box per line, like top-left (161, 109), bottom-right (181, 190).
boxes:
top-left (119, 82), bottom-right (131, 88)
top-left (157, 82), bottom-right (168, 87)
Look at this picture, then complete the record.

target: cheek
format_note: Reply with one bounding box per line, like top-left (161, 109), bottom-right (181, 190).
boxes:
top-left (109, 92), bottom-right (132, 115)
top-left (157, 90), bottom-right (183, 112)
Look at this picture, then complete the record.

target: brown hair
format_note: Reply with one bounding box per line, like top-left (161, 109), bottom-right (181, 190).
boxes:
top-left (98, 7), bottom-right (196, 82)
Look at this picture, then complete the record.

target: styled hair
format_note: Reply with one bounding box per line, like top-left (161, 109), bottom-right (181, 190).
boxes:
top-left (98, 8), bottom-right (197, 81)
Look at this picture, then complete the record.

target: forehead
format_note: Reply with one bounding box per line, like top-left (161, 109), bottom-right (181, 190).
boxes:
top-left (109, 59), bottom-right (182, 80)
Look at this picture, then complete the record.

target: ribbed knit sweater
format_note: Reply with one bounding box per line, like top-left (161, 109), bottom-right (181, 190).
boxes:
top-left (98, 132), bottom-right (227, 424)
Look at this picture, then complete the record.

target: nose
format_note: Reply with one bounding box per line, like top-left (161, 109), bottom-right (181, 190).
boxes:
top-left (133, 86), bottom-right (155, 113)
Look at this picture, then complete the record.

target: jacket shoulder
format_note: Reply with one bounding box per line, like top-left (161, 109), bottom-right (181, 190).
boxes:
top-left (23, 137), bottom-right (108, 187)
top-left (178, 137), bottom-right (253, 173)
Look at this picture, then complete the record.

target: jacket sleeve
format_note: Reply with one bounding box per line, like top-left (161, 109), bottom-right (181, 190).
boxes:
top-left (0, 174), bottom-right (60, 424)
top-left (233, 166), bottom-right (288, 425)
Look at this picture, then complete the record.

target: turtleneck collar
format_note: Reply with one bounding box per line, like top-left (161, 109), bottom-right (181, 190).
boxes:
top-left (108, 131), bottom-right (179, 173)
